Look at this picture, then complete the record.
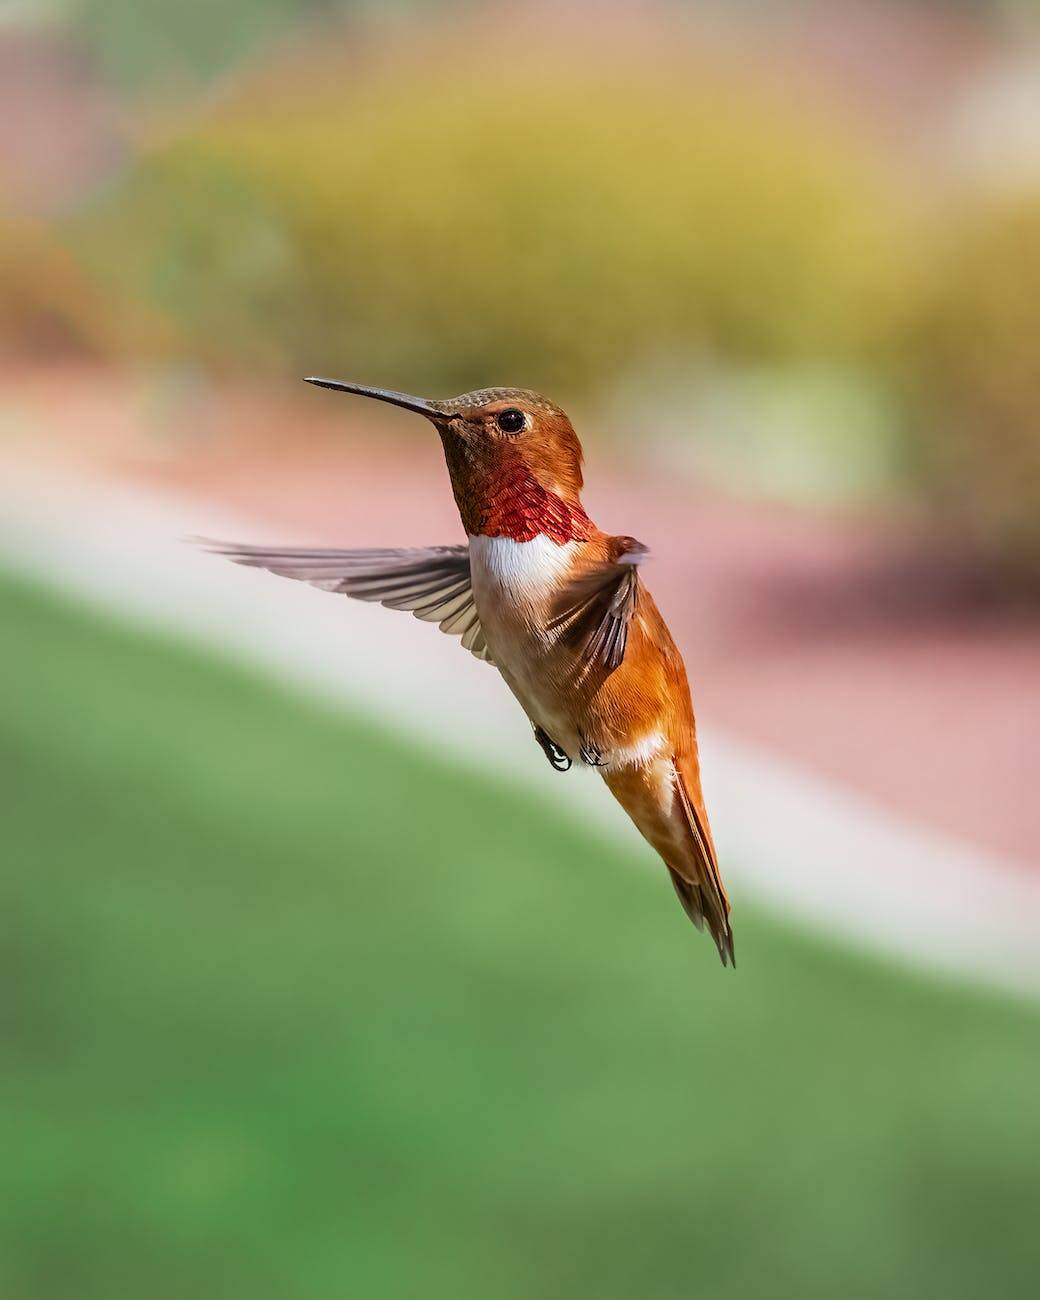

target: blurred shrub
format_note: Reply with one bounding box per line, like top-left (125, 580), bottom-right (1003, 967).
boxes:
top-left (0, 216), bottom-right (108, 359)
top-left (69, 0), bottom-right (354, 94)
top-left (74, 41), bottom-right (914, 398)
top-left (903, 194), bottom-right (1040, 575)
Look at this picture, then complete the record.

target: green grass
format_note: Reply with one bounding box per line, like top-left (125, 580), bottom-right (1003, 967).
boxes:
top-left (2, 571), bottom-right (1039, 1299)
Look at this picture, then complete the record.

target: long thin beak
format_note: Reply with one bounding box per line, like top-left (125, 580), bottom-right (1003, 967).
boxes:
top-left (303, 377), bottom-right (445, 420)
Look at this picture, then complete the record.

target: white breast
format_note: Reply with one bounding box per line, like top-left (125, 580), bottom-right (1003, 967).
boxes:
top-left (467, 533), bottom-right (581, 749)
top-left (467, 533), bottom-right (578, 606)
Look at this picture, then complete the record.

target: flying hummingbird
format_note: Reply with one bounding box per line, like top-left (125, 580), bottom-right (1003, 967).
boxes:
top-left (206, 379), bottom-right (733, 964)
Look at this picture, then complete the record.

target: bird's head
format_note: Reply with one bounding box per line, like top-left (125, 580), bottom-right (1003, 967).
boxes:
top-left (305, 378), bottom-right (590, 541)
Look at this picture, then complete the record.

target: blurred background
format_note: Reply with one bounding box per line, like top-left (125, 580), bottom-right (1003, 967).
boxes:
top-left (2, 1), bottom-right (1040, 1297)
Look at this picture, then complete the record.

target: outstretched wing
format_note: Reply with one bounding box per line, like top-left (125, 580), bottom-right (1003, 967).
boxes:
top-left (200, 540), bottom-right (494, 663)
top-left (550, 536), bottom-right (648, 676)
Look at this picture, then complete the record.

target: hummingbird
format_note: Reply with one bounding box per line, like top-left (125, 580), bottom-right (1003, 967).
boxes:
top-left (206, 379), bottom-right (733, 964)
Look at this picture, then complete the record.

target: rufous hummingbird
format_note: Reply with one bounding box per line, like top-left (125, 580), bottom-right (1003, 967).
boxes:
top-left (207, 380), bottom-right (733, 964)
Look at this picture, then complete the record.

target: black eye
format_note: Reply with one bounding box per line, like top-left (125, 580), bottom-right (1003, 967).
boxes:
top-left (496, 408), bottom-right (526, 434)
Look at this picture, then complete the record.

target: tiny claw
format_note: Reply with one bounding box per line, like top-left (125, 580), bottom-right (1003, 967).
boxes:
top-left (533, 725), bottom-right (571, 772)
top-left (579, 741), bottom-right (608, 767)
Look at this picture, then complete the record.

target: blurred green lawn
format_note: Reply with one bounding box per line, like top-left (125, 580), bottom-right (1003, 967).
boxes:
top-left (2, 572), bottom-right (1039, 1300)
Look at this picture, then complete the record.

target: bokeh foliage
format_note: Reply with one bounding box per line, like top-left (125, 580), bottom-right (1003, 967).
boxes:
top-left (904, 195), bottom-right (1040, 571)
top-left (0, 215), bottom-right (106, 358)
top-left (65, 0), bottom-right (366, 93)
top-left (75, 45), bottom-right (914, 398)
top-left (25, 13), bottom-right (1040, 576)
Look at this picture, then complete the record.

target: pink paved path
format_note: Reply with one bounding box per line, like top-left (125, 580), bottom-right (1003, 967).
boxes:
top-left (6, 365), bottom-right (1038, 867)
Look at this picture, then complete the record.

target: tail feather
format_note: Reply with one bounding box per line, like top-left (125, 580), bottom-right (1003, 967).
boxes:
top-left (601, 750), bottom-right (734, 965)
top-left (668, 869), bottom-right (735, 966)
top-left (671, 759), bottom-right (734, 966)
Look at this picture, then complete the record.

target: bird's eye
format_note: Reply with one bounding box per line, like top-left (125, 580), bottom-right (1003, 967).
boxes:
top-left (495, 408), bottom-right (526, 434)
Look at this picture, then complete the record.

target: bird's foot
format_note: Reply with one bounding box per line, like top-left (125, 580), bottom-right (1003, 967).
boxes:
top-left (533, 725), bottom-right (571, 772)
top-left (579, 740), bottom-right (608, 767)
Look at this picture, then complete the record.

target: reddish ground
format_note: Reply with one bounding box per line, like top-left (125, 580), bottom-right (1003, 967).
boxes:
top-left (4, 363), bottom-right (1038, 867)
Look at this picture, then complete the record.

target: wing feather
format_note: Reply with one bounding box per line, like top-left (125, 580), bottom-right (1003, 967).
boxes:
top-left (550, 537), bottom-right (649, 677)
top-left (198, 540), bottom-right (494, 664)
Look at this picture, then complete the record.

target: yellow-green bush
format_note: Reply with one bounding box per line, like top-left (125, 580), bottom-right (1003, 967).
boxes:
top-left (58, 28), bottom-right (1040, 579)
top-left (903, 194), bottom-right (1040, 575)
top-left (75, 40), bottom-right (914, 398)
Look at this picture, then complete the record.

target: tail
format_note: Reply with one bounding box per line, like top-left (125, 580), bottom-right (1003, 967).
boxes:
top-left (602, 752), bottom-right (734, 966)
top-left (669, 755), bottom-right (734, 966)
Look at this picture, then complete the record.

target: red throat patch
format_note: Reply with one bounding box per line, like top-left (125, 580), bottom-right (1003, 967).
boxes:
top-left (479, 462), bottom-right (595, 544)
